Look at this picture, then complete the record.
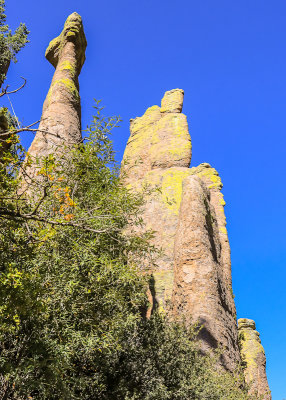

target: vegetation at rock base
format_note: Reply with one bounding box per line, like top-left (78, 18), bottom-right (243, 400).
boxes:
top-left (0, 104), bottom-right (251, 399)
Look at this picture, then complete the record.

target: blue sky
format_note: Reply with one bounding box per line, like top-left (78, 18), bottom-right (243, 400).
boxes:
top-left (4, 1), bottom-right (286, 398)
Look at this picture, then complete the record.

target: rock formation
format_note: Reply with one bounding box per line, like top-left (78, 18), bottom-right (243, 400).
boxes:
top-left (121, 88), bottom-right (271, 388)
top-left (122, 89), bottom-right (192, 309)
top-left (21, 12), bottom-right (86, 187)
top-left (18, 11), bottom-right (272, 391)
top-left (121, 89), bottom-right (240, 370)
top-left (238, 319), bottom-right (271, 399)
top-left (171, 171), bottom-right (240, 370)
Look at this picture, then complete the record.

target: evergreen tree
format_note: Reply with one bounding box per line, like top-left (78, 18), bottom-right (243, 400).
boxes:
top-left (0, 0), bottom-right (29, 87)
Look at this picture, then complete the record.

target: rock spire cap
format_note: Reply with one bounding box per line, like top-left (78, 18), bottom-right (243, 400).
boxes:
top-left (238, 318), bottom-right (256, 330)
top-left (45, 12), bottom-right (87, 71)
top-left (161, 88), bottom-right (184, 113)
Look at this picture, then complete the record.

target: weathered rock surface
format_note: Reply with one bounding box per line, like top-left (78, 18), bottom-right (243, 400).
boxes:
top-left (238, 319), bottom-right (271, 399)
top-left (122, 89), bottom-right (191, 184)
top-left (171, 174), bottom-right (240, 370)
top-left (22, 12), bottom-right (86, 186)
top-left (121, 89), bottom-right (241, 371)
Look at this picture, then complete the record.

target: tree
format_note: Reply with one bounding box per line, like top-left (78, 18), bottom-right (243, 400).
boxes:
top-left (0, 0), bottom-right (29, 87)
top-left (0, 105), bottom-right (252, 399)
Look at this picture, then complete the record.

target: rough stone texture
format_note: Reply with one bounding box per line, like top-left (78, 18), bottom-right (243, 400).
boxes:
top-left (238, 319), bottom-right (271, 399)
top-left (190, 163), bottom-right (232, 290)
top-left (21, 12), bottom-right (87, 186)
top-left (161, 88), bottom-right (184, 113)
top-left (121, 89), bottom-right (191, 184)
top-left (171, 174), bottom-right (240, 371)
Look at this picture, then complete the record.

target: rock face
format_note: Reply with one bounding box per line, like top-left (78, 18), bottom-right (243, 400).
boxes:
top-left (238, 319), bottom-right (271, 399)
top-left (121, 89), bottom-right (240, 371)
top-left (171, 171), bottom-right (240, 370)
top-left (122, 89), bottom-right (191, 184)
top-left (22, 12), bottom-right (86, 186)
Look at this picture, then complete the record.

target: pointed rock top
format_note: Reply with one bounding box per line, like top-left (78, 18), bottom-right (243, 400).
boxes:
top-left (161, 88), bottom-right (184, 113)
top-left (45, 12), bottom-right (87, 71)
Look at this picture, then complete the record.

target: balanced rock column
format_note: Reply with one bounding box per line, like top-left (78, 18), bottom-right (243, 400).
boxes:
top-left (22, 12), bottom-right (87, 186)
top-left (238, 319), bottom-right (271, 399)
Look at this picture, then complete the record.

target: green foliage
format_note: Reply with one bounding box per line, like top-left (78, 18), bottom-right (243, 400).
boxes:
top-left (0, 0), bottom-right (29, 86)
top-left (102, 314), bottom-right (252, 400)
top-left (0, 106), bottom-right (250, 399)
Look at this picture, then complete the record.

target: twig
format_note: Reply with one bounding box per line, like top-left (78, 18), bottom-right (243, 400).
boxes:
top-left (0, 77), bottom-right (27, 98)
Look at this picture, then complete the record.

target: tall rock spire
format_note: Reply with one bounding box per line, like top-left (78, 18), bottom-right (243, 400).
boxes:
top-left (22, 12), bottom-right (87, 186)
top-left (238, 319), bottom-right (271, 399)
top-left (121, 89), bottom-right (241, 371)
top-left (122, 89), bottom-right (192, 309)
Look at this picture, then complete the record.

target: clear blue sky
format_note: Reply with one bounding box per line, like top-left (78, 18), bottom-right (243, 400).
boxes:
top-left (4, 1), bottom-right (286, 398)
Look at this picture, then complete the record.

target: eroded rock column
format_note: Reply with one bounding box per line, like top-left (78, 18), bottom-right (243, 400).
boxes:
top-left (22, 12), bottom-right (87, 186)
top-left (238, 319), bottom-right (271, 399)
top-left (122, 89), bottom-right (192, 309)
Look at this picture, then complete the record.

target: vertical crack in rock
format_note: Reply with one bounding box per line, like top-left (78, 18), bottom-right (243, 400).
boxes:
top-left (21, 12), bottom-right (87, 188)
top-left (238, 319), bottom-right (271, 399)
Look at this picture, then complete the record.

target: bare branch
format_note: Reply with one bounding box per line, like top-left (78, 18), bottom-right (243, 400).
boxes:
top-left (0, 77), bottom-right (27, 98)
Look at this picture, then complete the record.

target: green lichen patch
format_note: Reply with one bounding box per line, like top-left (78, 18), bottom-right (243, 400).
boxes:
top-left (238, 320), bottom-right (265, 382)
top-left (47, 78), bottom-right (79, 104)
top-left (59, 60), bottom-right (76, 79)
top-left (144, 168), bottom-right (191, 215)
top-left (190, 163), bottom-right (223, 190)
top-left (45, 12), bottom-right (87, 69)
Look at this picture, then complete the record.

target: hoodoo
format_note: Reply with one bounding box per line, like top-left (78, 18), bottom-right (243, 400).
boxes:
top-left (21, 12), bottom-right (87, 188)
top-left (238, 319), bottom-right (271, 399)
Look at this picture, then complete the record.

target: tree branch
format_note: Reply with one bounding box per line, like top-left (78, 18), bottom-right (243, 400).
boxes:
top-left (0, 77), bottom-right (26, 98)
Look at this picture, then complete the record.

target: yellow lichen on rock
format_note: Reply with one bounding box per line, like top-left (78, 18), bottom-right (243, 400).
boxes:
top-left (21, 12), bottom-right (87, 193)
top-left (238, 318), bottom-right (271, 399)
top-left (190, 163), bottom-right (223, 190)
top-left (45, 12), bottom-right (87, 71)
top-left (161, 88), bottom-right (184, 113)
top-left (121, 90), bottom-right (191, 183)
